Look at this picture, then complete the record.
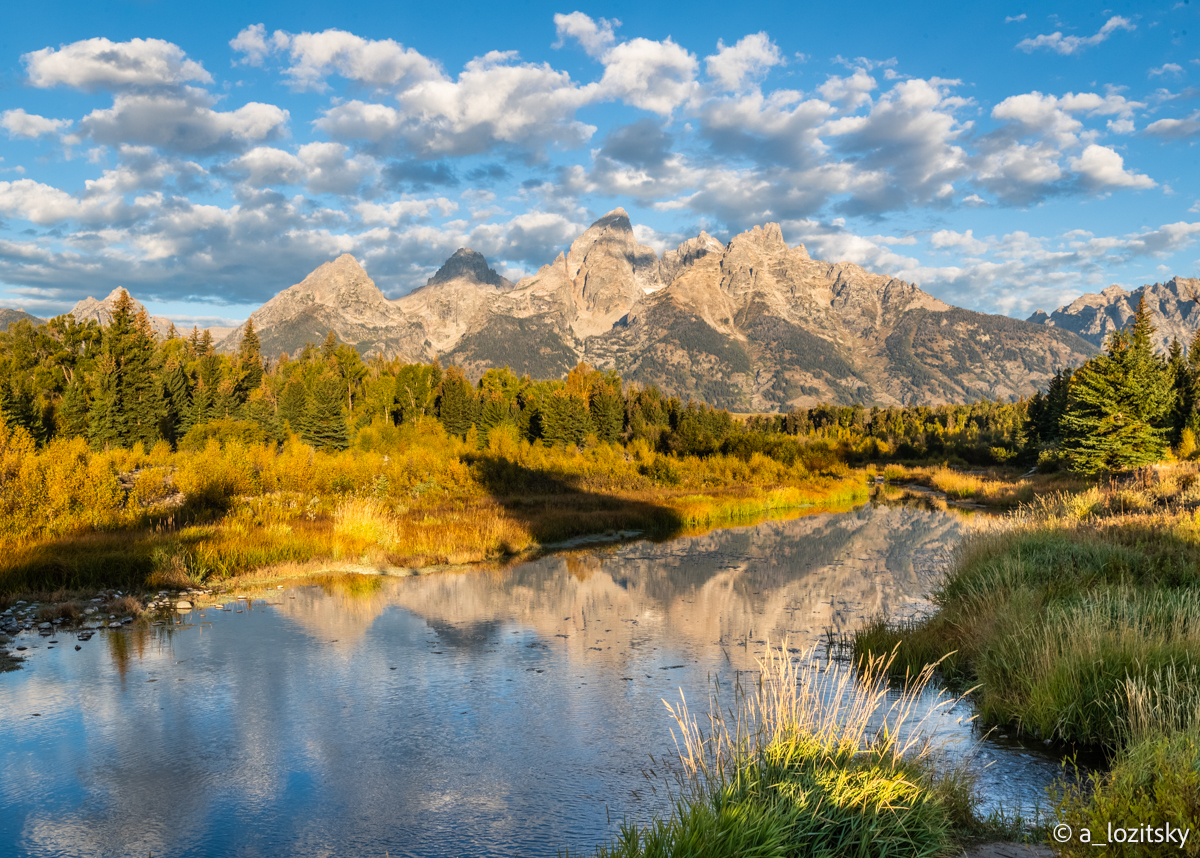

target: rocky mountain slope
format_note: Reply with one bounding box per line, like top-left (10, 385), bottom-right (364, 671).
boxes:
top-left (0, 309), bottom-right (44, 332)
top-left (394, 249), bottom-right (512, 353)
top-left (212, 208), bottom-right (1098, 408)
top-left (1028, 276), bottom-right (1200, 353)
top-left (220, 253), bottom-right (427, 359)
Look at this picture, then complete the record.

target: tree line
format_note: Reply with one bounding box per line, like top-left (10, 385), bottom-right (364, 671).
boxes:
top-left (5, 287), bottom-right (1178, 475)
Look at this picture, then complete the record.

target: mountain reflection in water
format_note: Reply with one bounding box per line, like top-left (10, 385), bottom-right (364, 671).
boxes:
top-left (2, 503), bottom-right (1056, 858)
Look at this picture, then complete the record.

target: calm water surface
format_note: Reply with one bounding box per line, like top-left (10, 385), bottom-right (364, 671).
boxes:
top-left (0, 503), bottom-right (1064, 857)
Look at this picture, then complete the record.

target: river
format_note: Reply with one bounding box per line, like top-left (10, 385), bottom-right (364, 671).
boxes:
top-left (0, 501), bottom-right (1065, 857)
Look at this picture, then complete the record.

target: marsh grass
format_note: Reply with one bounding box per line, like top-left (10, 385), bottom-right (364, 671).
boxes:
top-left (853, 465), bottom-right (1200, 854)
top-left (0, 415), bottom-right (867, 596)
top-left (883, 464), bottom-right (1089, 507)
top-left (580, 642), bottom-right (985, 857)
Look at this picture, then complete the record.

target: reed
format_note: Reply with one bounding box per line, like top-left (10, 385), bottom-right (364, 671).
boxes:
top-left (582, 642), bottom-right (980, 857)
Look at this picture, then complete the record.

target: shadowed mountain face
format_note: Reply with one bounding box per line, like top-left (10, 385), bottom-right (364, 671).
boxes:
top-left (1028, 276), bottom-right (1200, 354)
top-left (0, 308), bottom-right (44, 332)
top-left (206, 210), bottom-right (1099, 408)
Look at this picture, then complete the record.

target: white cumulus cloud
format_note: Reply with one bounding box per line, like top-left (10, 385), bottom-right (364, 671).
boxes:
top-left (23, 37), bottom-right (212, 91)
top-left (705, 32), bottom-right (782, 92)
top-left (1, 109), bottom-right (71, 139)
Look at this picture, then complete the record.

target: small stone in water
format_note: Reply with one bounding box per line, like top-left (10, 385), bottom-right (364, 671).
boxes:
top-left (75, 645), bottom-right (81, 650)
top-left (107, 622), bottom-right (121, 629)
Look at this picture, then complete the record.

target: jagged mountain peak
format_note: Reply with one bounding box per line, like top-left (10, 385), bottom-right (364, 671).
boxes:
top-left (427, 248), bottom-right (512, 290)
top-left (659, 231), bottom-right (727, 287)
top-left (729, 222), bottom-right (789, 255)
top-left (70, 288), bottom-right (174, 338)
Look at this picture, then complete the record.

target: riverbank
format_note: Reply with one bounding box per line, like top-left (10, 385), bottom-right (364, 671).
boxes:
top-left (855, 464), bottom-right (1200, 853)
top-left (879, 463), bottom-right (1090, 508)
top-left (0, 420), bottom-right (868, 599)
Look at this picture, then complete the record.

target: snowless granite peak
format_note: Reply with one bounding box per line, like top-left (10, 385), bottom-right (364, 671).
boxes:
top-left (428, 248), bottom-right (512, 290)
top-left (70, 288), bottom-right (174, 338)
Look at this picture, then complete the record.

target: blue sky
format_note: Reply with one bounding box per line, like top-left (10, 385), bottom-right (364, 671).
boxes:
top-left (0, 0), bottom-right (1197, 327)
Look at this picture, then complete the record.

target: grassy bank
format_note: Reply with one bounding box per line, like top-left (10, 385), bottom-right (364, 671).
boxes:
top-left (854, 466), bottom-right (1200, 853)
top-left (0, 416), bottom-right (866, 597)
top-left (879, 463), bottom-right (1090, 507)
top-left (576, 643), bottom-right (1023, 858)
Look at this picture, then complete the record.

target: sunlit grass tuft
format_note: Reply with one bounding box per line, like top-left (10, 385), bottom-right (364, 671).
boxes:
top-left (582, 642), bottom-right (979, 857)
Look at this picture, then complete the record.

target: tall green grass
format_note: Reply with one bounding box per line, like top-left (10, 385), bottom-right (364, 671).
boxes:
top-left (580, 643), bottom-right (978, 858)
top-left (852, 471), bottom-right (1200, 854)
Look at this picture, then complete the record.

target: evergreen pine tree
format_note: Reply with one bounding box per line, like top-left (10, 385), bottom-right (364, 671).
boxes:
top-left (437, 367), bottom-right (477, 437)
top-left (237, 320), bottom-right (264, 392)
top-left (322, 330), bottom-right (339, 362)
top-left (160, 359), bottom-right (192, 442)
top-left (301, 373), bottom-right (350, 450)
top-left (542, 390), bottom-right (591, 446)
top-left (477, 392), bottom-right (516, 444)
top-left (124, 308), bottom-right (162, 447)
top-left (86, 291), bottom-right (161, 448)
top-left (57, 377), bottom-right (91, 439)
top-left (589, 377), bottom-right (624, 443)
top-left (187, 380), bottom-right (216, 431)
top-left (242, 385), bottom-right (280, 442)
top-left (278, 377), bottom-right (307, 434)
top-left (88, 354), bottom-right (125, 449)
top-left (1059, 297), bottom-right (1173, 473)
top-left (1167, 337), bottom-right (1191, 443)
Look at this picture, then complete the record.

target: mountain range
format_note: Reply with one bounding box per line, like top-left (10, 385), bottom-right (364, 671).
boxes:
top-left (1027, 276), bottom-right (1200, 353)
top-left (213, 209), bottom-right (1100, 410)
top-left (12, 208), bottom-right (1193, 410)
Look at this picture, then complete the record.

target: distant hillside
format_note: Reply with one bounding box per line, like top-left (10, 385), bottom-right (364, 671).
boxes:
top-left (0, 309), bottom-right (45, 332)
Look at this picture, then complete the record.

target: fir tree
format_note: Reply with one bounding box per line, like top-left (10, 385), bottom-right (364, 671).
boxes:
top-left (1059, 297), bottom-right (1173, 473)
top-left (88, 354), bottom-right (125, 449)
top-left (124, 308), bottom-right (162, 447)
top-left (1167, 337), bottom-right (1191, 443)
top-left (589, 377), bottom-right (624, 443)
top-left (242, 385), bottom-right (280, 442)
top-left (236, 319), bottom-right (265, 395)
top-left (301, 373), bottom-right (350, 450)
top-left (160, 359), bottom-right (192, 442)
top-left (542, 389), bottom-right (591, 446)
top-left (86, 291), bottom-right (161, 448)
top-left (478, 391), bottom-right (517, 443)
top-left (278, 377), bottom-right (307, 434)
top-left (437, 367), bottom-right (477, 437)
top-left (187, 380), bottom-right (217, 431)
top-left (57, 378), bottom-right (91, 440)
